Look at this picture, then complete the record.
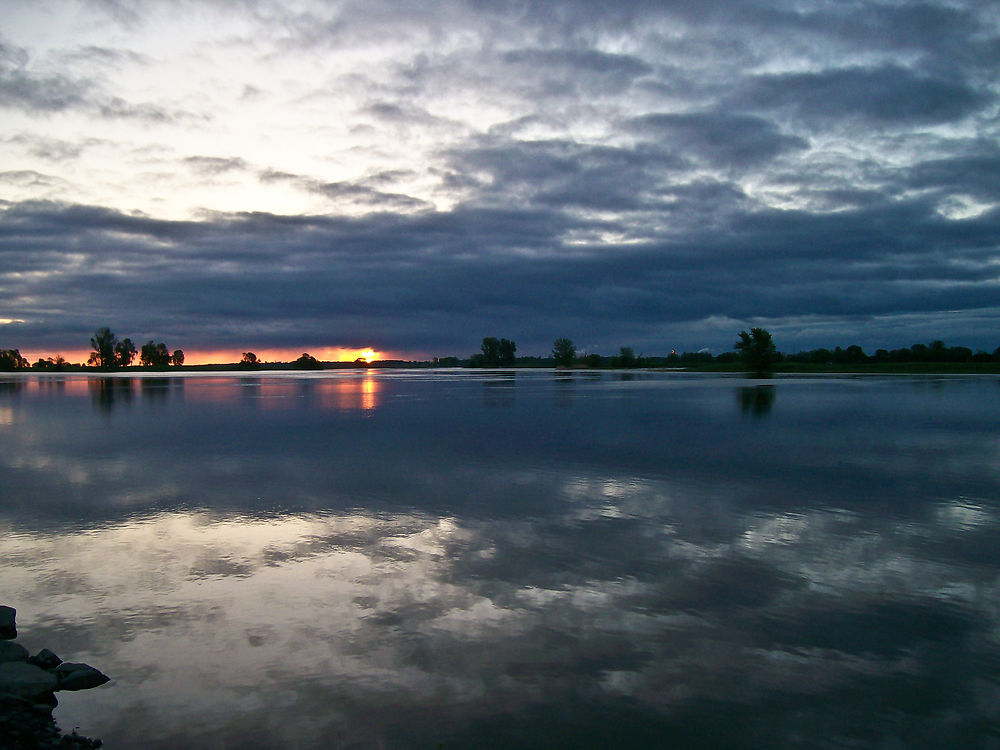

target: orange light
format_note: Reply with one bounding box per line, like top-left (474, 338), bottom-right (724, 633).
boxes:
top-left (13, 346), bottom-right (391, 367)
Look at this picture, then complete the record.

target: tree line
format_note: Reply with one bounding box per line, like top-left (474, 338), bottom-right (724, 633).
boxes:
top-left (0, 327), bottom-right (185, 372)
top-left (87, 327), bottom-right (184, 370)
top-left (3, 329), bottom-right (999, 373)
top-left (463, 330), bottom-right (999, 374)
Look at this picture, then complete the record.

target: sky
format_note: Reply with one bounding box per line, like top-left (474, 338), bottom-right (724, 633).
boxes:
top-left (1, 0), bottom-right (998, 363)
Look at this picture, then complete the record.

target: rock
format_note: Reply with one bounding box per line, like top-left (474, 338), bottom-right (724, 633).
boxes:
top-left (28, 648), bottom-right (62, 669)
top-left (0, 660), bottom-right (59, 696)
top-left (0, 640), bottom-right (29, 663)
top-left (0, 606), bottom-right (15, 639)
top-left (52, 662), bottom-right (110, 691)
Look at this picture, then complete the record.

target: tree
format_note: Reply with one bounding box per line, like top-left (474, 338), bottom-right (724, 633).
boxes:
top-left (614, 347), bottom-right (636, 368)
top-left (552, 338), bottom-right (576, 368)
top-left (33, 355), bottom-right (69, 371)
top-left (735, 328), bottom-right (776, 377)
top-left (240, 352), bottom-right (259, 368)
top-left (480, 337), bottom-right (500, 366)
top-left (0, 349), bottom-right (28, 371)
top-left (89, 327), bottom-right (118, 369)
top-left (479, 337), bottom-right (517, 367)
top-left (115, 338), bottom-right (137, 368)
top-left (293, 352), bottom-right (321, 369)
top-left (140, 341), bottom-right (171, 368)
top-left (171, 349), bottom-right (184, 367)
top-left (498, 338), bottom-right (517, 366)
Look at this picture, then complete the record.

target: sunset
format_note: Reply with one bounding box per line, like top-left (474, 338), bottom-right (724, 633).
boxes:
top-left (2, 2), bottom-right (999, 748)
top-left (2, 0), bottom-right (998, 360)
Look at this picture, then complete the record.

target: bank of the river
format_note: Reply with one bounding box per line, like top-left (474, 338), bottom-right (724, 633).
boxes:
top-left (678, 361), bottom-right (1000, 375)
top-left (0, 606), bottom-right (106, 749)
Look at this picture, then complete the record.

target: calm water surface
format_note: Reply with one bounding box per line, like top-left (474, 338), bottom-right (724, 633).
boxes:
top-left (1, 370), bottom-right (998, 748)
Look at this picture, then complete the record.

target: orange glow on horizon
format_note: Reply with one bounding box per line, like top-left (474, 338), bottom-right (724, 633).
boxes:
top-left (14, 347), bottom-right (396, 367)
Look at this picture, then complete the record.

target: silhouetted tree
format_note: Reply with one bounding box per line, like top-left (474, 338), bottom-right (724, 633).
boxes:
top-left (171, 349), bottom-right (184, 367)
top-left (33, 355), bottom-right (69, 371)
top-left (480, 337), bottom-right (500, 366)
top-left (614, 347), bottom-right (637, 368)
top-left (89, 327), bottom-right (118, 369)
top-left (240, 352), bottom-right (259, 368)
top-left (735, 328), bottom-right (776, 377)
top-left (478, 337), bottom-right (517, 367)
top-left (140, 341), bottom-right (171, 368)
top-left (0, 349), bottom-right (28, 371)
top-left (583, 353), bottom-right (603, 368)
top-left (293, 352), bottom-right (321, 369)
top-left (115, 338), bottom-right (137, 368)
top-left (498, 338), bottom-right (516, 366)
top-left (552, 338), bottom-right (576, 368)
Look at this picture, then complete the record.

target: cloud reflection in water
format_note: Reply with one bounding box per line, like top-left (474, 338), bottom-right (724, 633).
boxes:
top-left (1, 372), bottom-right (998, 748)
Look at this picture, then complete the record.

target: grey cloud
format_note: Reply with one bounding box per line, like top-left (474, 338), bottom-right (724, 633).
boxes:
top-left (902, 147), bottom-right (1000, 201)
top-left (2, 192), bottom-right (999, 356)
top-left (0, 37), bottom-right (91, 112)
top-left (0, 171), bottom-right (67, 189)
top-left (737, 65), bottom-right (990, 126)
top-left (257, 169), bottom-right (433, 211)
top-left (57, 45), bottom-right (152, 68)
top-left (3, 134), bottom-right (105, 161)
top-left (445, 136), bottom-right (684, 212)
top-left (97, 96), bottom-right (205, 123)
top-left (0, 37), bottom-right (200, 122)
top-left (184, 156), bottom-right (252, 175)
top-left (500, 48), bottom-right (652, 94)
top-left (627, 112), bottom-right (809, 168)
top-left (361, 101), bottom-right (454, 128)
top-left (316, 181), bottom-right (433, 211)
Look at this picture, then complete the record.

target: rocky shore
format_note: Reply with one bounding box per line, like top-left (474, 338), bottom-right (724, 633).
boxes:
top-left (0, 605), bottom-right (108, 749)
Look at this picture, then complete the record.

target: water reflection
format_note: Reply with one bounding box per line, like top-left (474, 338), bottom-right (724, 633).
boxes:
top-left (1, 372), bottom-right (998, 748)
top-left (482, 372), bottom-right (516, 408)
top-left (89, 377), bottom-right (135, 411)
top-left (739, 384), bottom-right (776, 416)
top-left (315, 374), bottom-right (381, 412)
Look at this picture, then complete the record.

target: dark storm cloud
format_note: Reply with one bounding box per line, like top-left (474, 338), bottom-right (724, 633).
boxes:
top-left (500, 48), bottom-right (652, 94)
top-left (736, 65), bottom-right (990, 125)
top-left (3, 185), bottom-right (999, 356)
top-left (444, 137), bottom-right (685, 211)
top-left (902, 145), bottom-right (1000, 201)
top-left (626, 112), bottom-right (809, 168)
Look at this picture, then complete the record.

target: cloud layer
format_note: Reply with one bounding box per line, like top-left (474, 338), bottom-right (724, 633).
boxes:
top-left (1, 0), bottom-right (998, 358)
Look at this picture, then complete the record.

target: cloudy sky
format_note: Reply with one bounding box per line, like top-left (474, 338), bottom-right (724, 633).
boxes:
top-left (1, 0), bottom-right (998, 362)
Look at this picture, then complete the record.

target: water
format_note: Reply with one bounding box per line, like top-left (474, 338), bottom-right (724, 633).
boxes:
top-left (1, 370), bottom-right (998, 748)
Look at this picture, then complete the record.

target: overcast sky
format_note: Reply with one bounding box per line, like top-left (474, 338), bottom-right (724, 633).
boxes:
top-left (1, 0), bottom-right (998, 362)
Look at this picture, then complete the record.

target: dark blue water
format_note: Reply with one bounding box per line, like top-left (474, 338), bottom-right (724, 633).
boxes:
top-left (1, 370), bottom-right (998, 748)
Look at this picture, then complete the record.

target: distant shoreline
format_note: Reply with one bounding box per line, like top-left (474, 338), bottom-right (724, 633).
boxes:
top-left (3, 361), bottom-right (999, 376)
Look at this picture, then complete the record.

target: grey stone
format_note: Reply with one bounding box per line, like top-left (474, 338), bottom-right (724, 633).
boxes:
top-left (0, 661), bottom-right (59, 696)
top-left (0, 605), bottom-right (15, 639)
top-left (28, 648), bottom-right (62, 669)
top-left (0, 640), bottom-right (30, 663)
top-left (52, 662), bottom-right (110, 691)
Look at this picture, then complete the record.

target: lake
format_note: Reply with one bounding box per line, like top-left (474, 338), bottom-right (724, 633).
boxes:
top-left (1, 370), bottom-right (998, 748)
